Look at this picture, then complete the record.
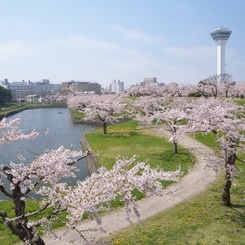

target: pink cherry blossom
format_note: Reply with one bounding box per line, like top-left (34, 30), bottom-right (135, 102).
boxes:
top-left (0, 113), bottom-right (180, 245)
top-left (188, 97), bottom-right (245, 206)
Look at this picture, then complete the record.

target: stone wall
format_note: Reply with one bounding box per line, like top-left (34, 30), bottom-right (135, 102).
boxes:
top-left (80, 137), bottom-right (98, 175)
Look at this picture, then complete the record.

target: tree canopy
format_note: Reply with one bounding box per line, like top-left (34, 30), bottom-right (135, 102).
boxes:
top-left (0, 86), bottom-right (12, 105)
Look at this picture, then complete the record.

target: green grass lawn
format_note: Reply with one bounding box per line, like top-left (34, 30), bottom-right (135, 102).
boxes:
top-left (70, 108), bottom-right (85, 119)
top-left (0, 199), bottom-right (69, 245)
top-left (85, 120), bottom-right (194, 174)
top-left (105, 174), bottom-right (245, 245)
top-left (104, 130), bottom-right (245, 245)
top-left (234, 98), bottom-right (245, 106)
top-left (0, 200), bottom-right (21, 245)
top-left (85, 120), bottom-right (195, 207)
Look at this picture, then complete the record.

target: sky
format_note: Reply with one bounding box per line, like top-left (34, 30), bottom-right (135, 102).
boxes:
top-left (0, 0), bottom-right (245, 88)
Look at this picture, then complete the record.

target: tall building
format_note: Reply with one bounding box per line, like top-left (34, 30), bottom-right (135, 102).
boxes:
top-left (110, 80), bottom-right (124, 93)
top-left (210, 27), bottom-right (232, 83)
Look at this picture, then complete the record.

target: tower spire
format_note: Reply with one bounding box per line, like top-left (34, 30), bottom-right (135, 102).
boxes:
top-left (210, 27), bottom-right (232, 83)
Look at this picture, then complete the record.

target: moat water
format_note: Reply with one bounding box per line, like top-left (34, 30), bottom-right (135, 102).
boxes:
top-left (0, 108), bottom-right (97, 200)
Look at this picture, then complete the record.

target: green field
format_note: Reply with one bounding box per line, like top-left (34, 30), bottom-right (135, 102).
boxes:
top-left (85, 120), bottom-right (194, 174)
top-left (105, 173), bottom-right (245, 245)
top-left (104, 130), bottom-right (245, 245)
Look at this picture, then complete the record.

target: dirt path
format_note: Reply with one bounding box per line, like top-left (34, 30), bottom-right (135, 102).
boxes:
top-left (42, 129), bottom-right (220, 245)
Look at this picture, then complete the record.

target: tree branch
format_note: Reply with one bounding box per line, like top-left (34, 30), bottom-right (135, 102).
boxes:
top-left (67, 150), bottom-right (92, 166)
top-left (34, 204), bottom-right (68, 228)
top-left (0, 185), bottom-right (13, 198)
top-left (0, 211), bottom-right (23, 237)
top-left (4, 202), bottom-right (50, 223)
top-left (3, 166), bottom-right (14, 182)
top-left (236, 156), bottom-right (245, 164)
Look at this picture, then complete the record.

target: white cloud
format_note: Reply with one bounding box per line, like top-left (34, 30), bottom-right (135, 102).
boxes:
top-left (165, 45), bottom-right (215, 60)
top-left (0, 41), bottom-right (36, 63)
top-left (51, 35), bottom-right (120, 51)
top-left (111, 25), bottom-right (165, 42)
top-left (0, 35), bottom-right (230, 86)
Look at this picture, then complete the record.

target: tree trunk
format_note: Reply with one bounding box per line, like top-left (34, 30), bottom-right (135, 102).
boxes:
top-left (172, 128), bottom-right (178, 154)
top-left (173, 141), bottom-right (178, 154)
top-left (103, 121), bottom-right (107, 134)
top-left (1, 167), bottom-right (46, 245)
top-left (0, 198), bottom-right (46, 245)
top-left (221, 170), bottom-right (232, 206)
top-left (221, 152), bottom-right (236, 206)
top-left (29, 237), bottom-right (46, 245)
top-left (13, 194), bottom-right (46, 244)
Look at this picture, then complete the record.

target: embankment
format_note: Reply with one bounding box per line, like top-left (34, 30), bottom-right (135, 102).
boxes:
top-left (0, 103), bottom-right (67, 120)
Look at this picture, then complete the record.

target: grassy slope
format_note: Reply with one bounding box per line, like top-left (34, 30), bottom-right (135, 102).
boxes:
top-left (106, 176), bottom-right (245, 245)
top-left (0, 199), bottom-right (68, 245)
top-left (85, 120), bottom-right (194, 174)
top-left (105, 132), bottom-right (245, 245)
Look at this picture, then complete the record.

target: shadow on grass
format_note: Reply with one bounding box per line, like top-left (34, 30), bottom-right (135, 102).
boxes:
top-left (151, 149), bottom-right (194, 172)
top-left (229, 204), bottom-right (245, 228)
top-left (93, 131), bottom-right (140, 138)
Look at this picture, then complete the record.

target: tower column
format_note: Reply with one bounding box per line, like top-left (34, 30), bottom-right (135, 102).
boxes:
top-left (217, 40), bottom-right (227, 76)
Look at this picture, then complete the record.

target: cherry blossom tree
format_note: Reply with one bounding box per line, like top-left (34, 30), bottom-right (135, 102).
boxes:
top-left (198, 76), bottom-right (219, 97)
top-left (198, 74), bottom-right (233, 98)
top-left (0, 117), bottom-right (181, 245)
top-left (125, 83), bottom-right (200, 98)
top-left (124, 85), bottom-right (143, 97)
top-left (67, 94), bottom-right (129, 134)
top-left (162, 83), bottom-right (191, 97)
top-left (229, 82), bottom-right (245, 98)
top-left (217, 82), bottom-right (234, 98)
top-left (134, 96), bottom-right (189, 154)
top-left (0, 117), bottom-right (39, 145)
top-left (188, 97), bottom-right (245, 206)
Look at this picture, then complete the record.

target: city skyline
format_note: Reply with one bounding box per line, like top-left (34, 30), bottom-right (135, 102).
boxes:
top-left (0, 0), bottom-right (245, 87)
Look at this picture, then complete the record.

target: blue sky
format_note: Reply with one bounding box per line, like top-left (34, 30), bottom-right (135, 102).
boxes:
top-left (0, 0), bottom-right (244, 88)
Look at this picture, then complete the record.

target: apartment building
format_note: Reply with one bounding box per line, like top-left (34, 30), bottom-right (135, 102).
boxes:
top-left (4, 80), bottom-right (61, 101)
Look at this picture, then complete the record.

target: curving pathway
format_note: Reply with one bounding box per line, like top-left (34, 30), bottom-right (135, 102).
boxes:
top-left (42, 128), bottom-right (220, 245)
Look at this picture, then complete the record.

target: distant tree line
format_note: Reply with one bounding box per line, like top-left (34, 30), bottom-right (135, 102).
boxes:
top-left (0, 86), bottom-right (12, 105)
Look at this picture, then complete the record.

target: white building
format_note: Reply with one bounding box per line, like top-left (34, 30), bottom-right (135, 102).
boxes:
top-left (8, 80), bottom-right (61, 101)
top-left (25, 94), bottom-right (42, 103)
top-left (110, 80), bottom-right (124, 93)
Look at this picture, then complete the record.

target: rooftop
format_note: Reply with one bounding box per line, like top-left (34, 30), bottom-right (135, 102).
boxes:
top-left (210, 26), bottom-right (232, 41)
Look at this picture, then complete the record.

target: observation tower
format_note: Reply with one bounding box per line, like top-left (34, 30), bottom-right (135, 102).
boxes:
top-left (210, 27), bottom-right (232, 83)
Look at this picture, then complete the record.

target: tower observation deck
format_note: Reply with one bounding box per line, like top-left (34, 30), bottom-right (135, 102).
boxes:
top-left (210, 27), bottom-right (232, 83)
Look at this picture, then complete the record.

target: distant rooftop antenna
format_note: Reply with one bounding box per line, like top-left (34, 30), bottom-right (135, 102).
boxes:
top-left (210, 26), bottom-right (232, 83)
